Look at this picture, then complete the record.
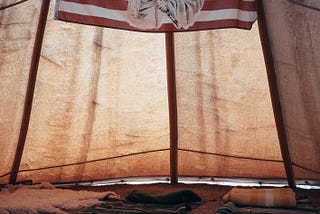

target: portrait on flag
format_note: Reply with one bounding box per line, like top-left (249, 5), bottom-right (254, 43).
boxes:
top-left (126, 0), bottom-right (204, 30)
top-left (54, 0), bottom-right (257, 32)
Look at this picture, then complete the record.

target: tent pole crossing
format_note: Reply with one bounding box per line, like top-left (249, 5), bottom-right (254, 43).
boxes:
top-left (256, 0), bottom-right (296, 188)
top-left (9, 0), bottom-right (51, 184)
top-left (165, 32), bottom-right (178, 184)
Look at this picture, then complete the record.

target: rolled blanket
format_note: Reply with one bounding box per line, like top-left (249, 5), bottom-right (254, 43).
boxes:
top-left (222, 187), bottom-right (296, 208)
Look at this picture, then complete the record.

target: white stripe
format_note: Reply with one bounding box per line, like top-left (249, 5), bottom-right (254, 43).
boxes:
top-left (58, 1), bottom-right (256, 24)
top-left (198, 9), bottom-right (257, 22)
top-left (59, 1), bottom-right (127, 22)
top-left (265, 189), bottom-right (274, 207)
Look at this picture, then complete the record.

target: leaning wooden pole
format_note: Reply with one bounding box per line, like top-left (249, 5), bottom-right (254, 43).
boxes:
top-left (165, 32), bottom-right (178, 184)
top-left (256, 0), bottom-right (296, 188)
top-left (9, 0), bottom-right (51, 184)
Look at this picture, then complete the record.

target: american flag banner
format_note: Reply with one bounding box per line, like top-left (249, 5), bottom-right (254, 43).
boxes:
top-left (54, 0), bottom-right (257, 32)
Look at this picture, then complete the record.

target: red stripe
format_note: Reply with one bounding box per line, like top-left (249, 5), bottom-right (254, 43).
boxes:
top-left (58, 11), bottom-right (255, 32)
top-left (58, 11), bottom-right (135, 30)
top-left (203, 0), bottom-right (256, 11)
top-left (61, 0), bottom-right (256, 11)
top-left (62, 0), bottom-right (127, 10)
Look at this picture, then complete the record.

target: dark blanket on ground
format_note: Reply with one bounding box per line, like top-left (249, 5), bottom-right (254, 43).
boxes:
top-left (126, 189), bottom-right (202, 205)
top-left (80, 190), bottom-right (202, 213)
top-left (79, 200), bottom-right (189, 214)
top-left (216, 202), bottom-right (318, 214)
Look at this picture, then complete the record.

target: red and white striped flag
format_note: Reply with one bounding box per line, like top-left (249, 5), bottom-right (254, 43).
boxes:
top-left (54, 0), bottom-right (257, 32)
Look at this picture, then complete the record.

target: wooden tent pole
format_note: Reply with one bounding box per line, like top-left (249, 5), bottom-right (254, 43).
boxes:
top-left (9, 0), bottom-right (51, 184)
top-left (256, 0), bottom-right (296, 188)
top-left (165, 32), bottom-right (178, 184)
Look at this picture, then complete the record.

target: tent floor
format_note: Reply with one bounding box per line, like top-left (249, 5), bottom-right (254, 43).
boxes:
top-left (61, 183), bottom-right (320, 213)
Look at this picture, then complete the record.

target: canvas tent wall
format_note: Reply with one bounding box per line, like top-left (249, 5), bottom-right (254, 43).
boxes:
top-left (0, 0), bottom-right (319, 186)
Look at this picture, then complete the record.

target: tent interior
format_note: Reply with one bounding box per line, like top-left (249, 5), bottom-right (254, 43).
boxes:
top-left (0, 0), bottom-right (319, 208)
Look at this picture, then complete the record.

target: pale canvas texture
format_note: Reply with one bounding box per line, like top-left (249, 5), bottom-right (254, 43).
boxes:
top-left (0, 0), bottom-right (319, 184)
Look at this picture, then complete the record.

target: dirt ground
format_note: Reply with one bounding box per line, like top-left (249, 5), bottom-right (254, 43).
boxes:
top-left (61, 183), bottom-right (320, 214)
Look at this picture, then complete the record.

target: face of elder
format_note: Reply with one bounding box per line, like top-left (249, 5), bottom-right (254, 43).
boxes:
top-left (126, 0), bottom-right (204, 29)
